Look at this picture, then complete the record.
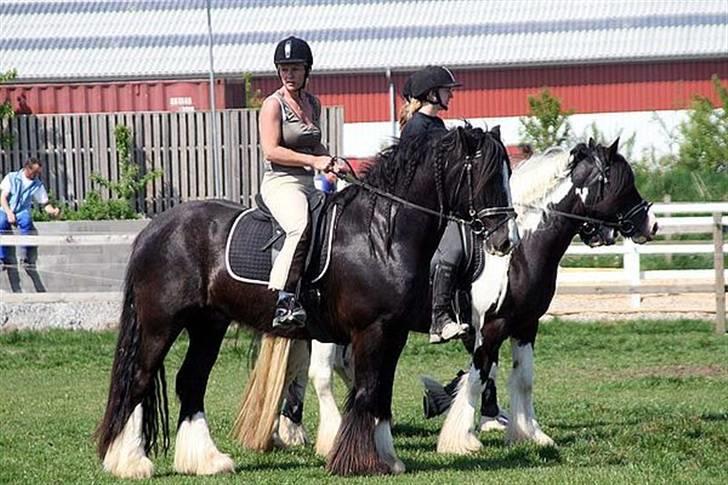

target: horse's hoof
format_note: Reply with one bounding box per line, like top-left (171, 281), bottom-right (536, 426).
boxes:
top-left (388, 458), bottom-right (406, 474)
top-left (437, 431), bottom-right (482, 455)
top-left (315, 416), bottom-right (341, 457)
top-left (103, 453), bottom-right (154, 479)
top-left (273, 415), bottom-right (309, 448)
top-left (532, 430), bottom-right (556, 447)
top-left (480, 414), bottom-right (508, 432)
top-left (506, 425), bottom-right (554, 447)
top-left (175, 449), bottom-right (235, 476)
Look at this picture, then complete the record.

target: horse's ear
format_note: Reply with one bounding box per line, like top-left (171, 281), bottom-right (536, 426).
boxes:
top-left (608, 137), bottom-right (620, 159)
top-left (588, 137), bottom-right (596, 149)
top-left (490, 125), bottom-right (501, 140)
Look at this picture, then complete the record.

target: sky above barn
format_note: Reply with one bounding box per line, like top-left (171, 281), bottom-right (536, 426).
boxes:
top-left (1, 0), bottom-right (727, 81)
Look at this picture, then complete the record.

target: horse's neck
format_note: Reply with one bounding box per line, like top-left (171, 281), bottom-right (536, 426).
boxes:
top-left (356, 169), bottom-right (443, 257)
top-left (522, 191), bottom-right (582, 268)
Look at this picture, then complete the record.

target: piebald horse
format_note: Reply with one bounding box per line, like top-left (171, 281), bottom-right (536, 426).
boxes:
top-left (273, 138), bottom-right (657, 457)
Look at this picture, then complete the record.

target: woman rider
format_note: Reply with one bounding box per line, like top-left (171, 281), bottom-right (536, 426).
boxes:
top-left (259, 36), bottom-right (334, 328)
top-left (399, 66), bottom-right (469, 343)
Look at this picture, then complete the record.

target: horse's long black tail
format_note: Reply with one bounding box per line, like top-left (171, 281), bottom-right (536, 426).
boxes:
top-left (95, 271), bottom-right (170, 459)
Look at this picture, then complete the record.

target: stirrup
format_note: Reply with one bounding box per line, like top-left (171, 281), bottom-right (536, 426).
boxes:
top-left (273, 292), bottom-right (307, 328)
top-left (429, 322), bottom-right (468, 344)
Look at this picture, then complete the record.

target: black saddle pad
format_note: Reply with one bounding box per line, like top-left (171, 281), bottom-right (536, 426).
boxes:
top-left (224, 203), bottom-right (337, 286)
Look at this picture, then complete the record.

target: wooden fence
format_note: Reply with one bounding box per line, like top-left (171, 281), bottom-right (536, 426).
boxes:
top-left (0, 107), bottom-right (344, 214)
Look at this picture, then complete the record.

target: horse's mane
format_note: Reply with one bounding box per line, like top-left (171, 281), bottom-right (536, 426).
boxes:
top-left (335, 125), bottom-right (503, 255)
top-left (511, 147), bottom-right (572, 209)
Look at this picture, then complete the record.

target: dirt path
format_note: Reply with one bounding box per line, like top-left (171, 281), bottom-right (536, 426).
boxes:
top-left (546, 291), bottom-right (718, 321)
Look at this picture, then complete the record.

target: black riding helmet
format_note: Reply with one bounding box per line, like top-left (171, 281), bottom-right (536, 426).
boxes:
top-left (406, 66), bottom-right (461, 109)
top-left (274, 36), bottom-right (313, 90)
top-left (274, 36), bottom-right (313, 67)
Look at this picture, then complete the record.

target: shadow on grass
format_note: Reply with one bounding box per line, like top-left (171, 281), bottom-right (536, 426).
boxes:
top-left (701, 412), bottom-right (728, 422)
top-left (393, 422), bottom-right (437, 438)
top-left (406, 445), bottom-right (562, 474)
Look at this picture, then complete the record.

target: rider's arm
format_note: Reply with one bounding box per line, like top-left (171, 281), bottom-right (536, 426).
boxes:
top-left (259, 96), bottom-right (330, 171)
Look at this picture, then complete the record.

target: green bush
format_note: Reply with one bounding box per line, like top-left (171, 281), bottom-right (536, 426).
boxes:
top-left (0, 68), bottom-right (17, 149)
top-left (634, 165), bottom-right (727, 202)
top-left (32, 124), bottom-right (160, 221)
top-left (519, 88), bottom-right (574, 151)
top-left (678, 75), bottom-right (728, 174)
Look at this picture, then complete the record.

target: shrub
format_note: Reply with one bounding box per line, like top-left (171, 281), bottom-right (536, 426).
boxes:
top-left (519, 89), bottom-right (574, 151)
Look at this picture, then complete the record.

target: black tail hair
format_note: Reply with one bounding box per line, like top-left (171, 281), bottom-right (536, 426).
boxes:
top-left (95, 269), bottom-right (170, 458)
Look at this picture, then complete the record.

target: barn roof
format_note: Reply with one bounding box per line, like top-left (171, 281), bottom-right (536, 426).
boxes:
top-left (2, 0), bottom-right (727, 81)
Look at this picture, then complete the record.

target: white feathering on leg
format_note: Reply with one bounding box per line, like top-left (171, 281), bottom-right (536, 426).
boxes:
top-left (437, 366), bottom-right (483, 454)
top-left (507, 340), bottom-right (554, 446)
top-left (102, 404), bottom-right (154, 479)
top-left (309, 341), bottom-right (342, 456)
top-left (374, 419), bottom-right (405, 474)
top-left (174, 412), bottom-right (234, 475)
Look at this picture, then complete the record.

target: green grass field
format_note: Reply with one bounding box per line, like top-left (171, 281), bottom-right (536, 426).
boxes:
top-left (1, 319), bottom-right (727, 484)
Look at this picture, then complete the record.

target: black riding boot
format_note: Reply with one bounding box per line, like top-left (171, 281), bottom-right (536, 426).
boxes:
top-left (429, 262), bottom-right (467, 343)
top-left (272, 222), bottom-right (311, 329)
top-left (273, 290), bottom-right (307, 328)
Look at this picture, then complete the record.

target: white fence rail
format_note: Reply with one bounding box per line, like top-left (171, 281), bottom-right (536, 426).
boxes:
top-left (2, 203), bottom-right (726, 333)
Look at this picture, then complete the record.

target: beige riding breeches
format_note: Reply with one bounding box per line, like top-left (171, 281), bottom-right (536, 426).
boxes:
top-left (260, 170), bottom-right (314, 290)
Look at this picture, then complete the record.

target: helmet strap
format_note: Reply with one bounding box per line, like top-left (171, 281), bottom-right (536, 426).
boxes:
top-left (428, 89), bottom-right (448, 111)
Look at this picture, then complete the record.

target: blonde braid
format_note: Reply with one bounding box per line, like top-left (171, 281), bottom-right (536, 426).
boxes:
top-left (398, 98), bottom-right (423, 129)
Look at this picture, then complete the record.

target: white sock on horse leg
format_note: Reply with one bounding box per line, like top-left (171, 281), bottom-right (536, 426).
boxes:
top-left (174, 412), bottom-right (234, 475)
top-left (507, 340), bottom-right (553, 445)
top-left (310, 341), bottom-right (342, 456)
top-left (437, 366), bottom-right (483, 454)
top-left (374, 419), bottom-right (405, 474)
top-left (480, 363), bottom-right (510, 432)
top-left (102, 404), bottom-right (154, 479)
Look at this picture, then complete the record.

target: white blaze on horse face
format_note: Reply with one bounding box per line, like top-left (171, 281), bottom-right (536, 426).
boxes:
top-left (437, 365), bottom-right (484, 454)
top-left (102, 404), bottom-right (154, 479)
top-left (502, 160), bottom-right (521, 248)
top-left (174, 412), bottom-right (235, 475)
top-left (575, 186), bottom-right (590, 204)
top-left (646, 207), bottom-right (659, 239)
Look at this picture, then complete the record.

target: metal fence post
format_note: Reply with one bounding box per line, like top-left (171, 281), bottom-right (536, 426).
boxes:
top-left (623, 238), bottom-right (641, 308)
top-left (714, 212), bottom-right (726, 335)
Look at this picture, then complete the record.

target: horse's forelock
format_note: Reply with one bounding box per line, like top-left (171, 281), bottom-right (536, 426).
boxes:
top-left (471, 130), bottom-right (507, 196)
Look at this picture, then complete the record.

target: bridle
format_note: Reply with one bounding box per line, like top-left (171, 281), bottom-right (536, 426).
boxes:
top-left (517, 195), bottom-right (652, 239)
top-left (577, 199), bottom-right (652, 239)
top-left (330, 154), bottom-right (516, 241)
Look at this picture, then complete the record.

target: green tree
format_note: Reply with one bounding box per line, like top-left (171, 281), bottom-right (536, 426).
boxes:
top-left (90, 125), bottom-right (161, 204)
top-left (244, 73), bottom-right (264, 109)
top-left (519, 89), bottom-right (574, 151)
top-left (0, 68), bottom-right (17, 149)
top-left (678, 75), bottom-right (728, 174)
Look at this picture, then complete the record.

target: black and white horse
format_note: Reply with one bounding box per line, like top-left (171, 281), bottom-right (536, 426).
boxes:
top-left (95, 126), bottom-right (518, 478)
top-left (274, 138), bottom-right (658, 456)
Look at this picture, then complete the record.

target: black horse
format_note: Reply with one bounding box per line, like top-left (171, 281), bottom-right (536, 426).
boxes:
top-left (274, 138), bottom-right (658, 457)
top-left (95, 125), bottom-right (519, 478)
top-left (433, 138), bottom-right (658, 453)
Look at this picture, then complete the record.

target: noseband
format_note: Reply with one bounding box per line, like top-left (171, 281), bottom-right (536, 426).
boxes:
top-left (576, 199), bottom-right (652, 239)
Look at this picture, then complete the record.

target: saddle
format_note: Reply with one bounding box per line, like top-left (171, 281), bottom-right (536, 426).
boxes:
top-left (225, 191), bottom-right (337, 286)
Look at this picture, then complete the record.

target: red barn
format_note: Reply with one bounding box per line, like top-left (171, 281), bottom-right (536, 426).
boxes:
top-left (1, 0), bottom-right (726, 157)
